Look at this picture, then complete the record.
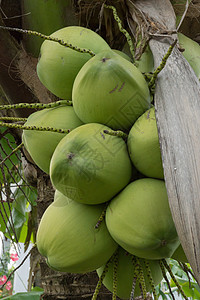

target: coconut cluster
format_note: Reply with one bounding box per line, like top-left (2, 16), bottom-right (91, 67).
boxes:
top-left (22, 25), bottom-right (198, 298)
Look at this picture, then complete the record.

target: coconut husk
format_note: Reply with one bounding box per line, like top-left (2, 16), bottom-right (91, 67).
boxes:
top-left (171, 0), bottom-right (200, 18)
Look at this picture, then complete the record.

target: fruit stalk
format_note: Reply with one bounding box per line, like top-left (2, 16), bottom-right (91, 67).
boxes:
top-left (130, 262), bottom-right (140, 300)
top-left (0, 122), bottom-right (71, 134)
top-left (159, 260), bottom-right (176, 300)
top-left (103, 129), bottom-right (128, 140)
top-left (0, 117), bottom-right (27, 122)
top-left (104, 5), bottom-right (135, 61)
top-left (148, 39), bottom-right (177, 90)
top-left (180, 262), bottom-right (197, 282)
top-left (112, 250), bottom-right (119, 300)
top-left (0, 26), bottom-right (95, 57)
top-left (162, 259), bottom-right (188, 300)
top-left (0, 100), bottom-right (72, 111)
top-left (144, 260), bottom-right (158, 300)
top-left (95, 202), bottom-right (109, 229)
top-left (137, 258), bottom-right (147, 299)
top-left (92, 254), bottom-right (115, 300)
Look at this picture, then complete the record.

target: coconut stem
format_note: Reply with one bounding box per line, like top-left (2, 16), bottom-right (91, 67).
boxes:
top-left (130, 276), bottom-right (137, 300)
top-left (92, 252), bottom-right (115, 300)
top-left (148, 39), bottom-right (178, 90)
top-left (0, 122), bottom-right (71, 134)
top-left (0, 143), bottom-right (23, 167)
top-left (0, 26), bottom-right (95, 57)
top-left (103, 129), bottom-right (128, 140)
top-left (143, 72), bottom-right (153, 81)
top-left (95, 202), bottom-right (109, 229)
top-left (0, 117), bottom-right (27, 122)
top-left (112, 250), bottom-right (119, 300)
top-left (104, 5), bottom-right (135, 62)
top-left (130, 258), bottom-right (140, 300)
top-left (161, 259), bottom-right (188, 300)
top-left (179, 262), bottom-right (192, 288)
top-left (0, 100), bottom-right (72, 111)
top-left (180, 262), bottom-right (197, 282)
top-left (144, 260), bottom-right (158, 300)
top-left (159, 260), bottom-right (176, 300)
top-left (137, 258), bottom-right (147, 299)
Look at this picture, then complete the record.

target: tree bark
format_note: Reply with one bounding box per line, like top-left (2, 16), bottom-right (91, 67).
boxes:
top-left (126, 0), bottom-right (200, 285)
top-left (0, 16), bottom-right (37, 118)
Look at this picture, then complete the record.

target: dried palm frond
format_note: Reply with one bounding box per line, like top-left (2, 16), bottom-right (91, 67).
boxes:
top-left (72, 0), bottom-right (127, 49)
top-left (171, 0), bottom-right (200, 18)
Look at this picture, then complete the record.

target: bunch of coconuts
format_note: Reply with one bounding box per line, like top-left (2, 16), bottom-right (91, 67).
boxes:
top-left (22, 25), bottom-right (199, 298)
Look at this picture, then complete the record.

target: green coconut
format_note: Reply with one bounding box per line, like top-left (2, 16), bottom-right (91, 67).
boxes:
top-left (97, 247), bottom-right (163, 299)
top-left (22, 105), bottom-right (83, 174)
top-left (122, 43), bottom-right (154, 73)
top-left (72, 50), bottom-right (151, 131)
top-left (37, 26), bottom-right (110, 99)
top-left (171, 244), bottom-right (188, 263)
top-left (36, 190), bottom-right (118, 273)
top-left (106, 178), bottom-right (180, 260)
top-left (50, 123), bottom-right (132, 205)
top-left (178, 33), bottom-right (200, 80)
top-left (127, 106), bottom-right (164, 179)
top-left (112, 49), bottom-right (132, 62)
